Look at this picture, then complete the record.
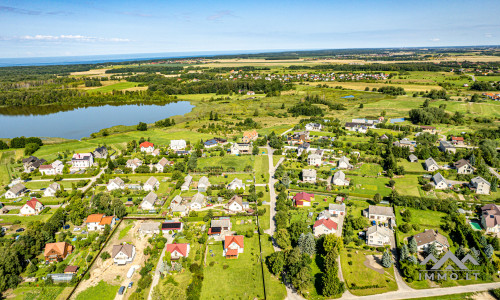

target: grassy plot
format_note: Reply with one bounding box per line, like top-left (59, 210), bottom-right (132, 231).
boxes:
top-left (8, 286), bottom-right (68, 300)
top-left (393, 175), bottom-right (422, 197)
top-left (85, 81), bottom-right (142, 93)
top-left (75, 280), bottom-right (120, 300)
top-left (197, 155), bottom-right (256, 172)
top-left (260, 234), bottom-right (288, 300)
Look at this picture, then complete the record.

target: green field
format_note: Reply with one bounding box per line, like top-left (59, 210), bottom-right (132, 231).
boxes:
top-left (75, 280), bottom-right (120, 300)
top-left (85, 82), bottom-right (141, 93)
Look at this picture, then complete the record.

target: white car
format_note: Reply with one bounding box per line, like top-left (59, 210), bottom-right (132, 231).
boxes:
top-left (73, 227), bottom-right (81, 232)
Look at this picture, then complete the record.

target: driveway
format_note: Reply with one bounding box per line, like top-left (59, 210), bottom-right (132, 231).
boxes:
top-left (147, 233), bottom-right (173, 300)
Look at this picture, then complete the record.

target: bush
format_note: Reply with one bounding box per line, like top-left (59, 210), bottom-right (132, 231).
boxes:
top-left (223, 264), bottom-right (229, 269)
top-left (100, 251), bottom-right (111, 260)
top-left (209, 261), bottom-right (215, 267)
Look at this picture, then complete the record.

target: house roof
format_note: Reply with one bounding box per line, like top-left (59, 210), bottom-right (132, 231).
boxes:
top-left (140, 222), bottom-right (160, 232)
top-left (198, 176), bottom-right (210, 187)
top-left (166, 243), bottom-right (189, 257)
top-left (228, 178), bottom-right (243, 188)
top-left (302, 169), bottom-right (316, 178)
top-left (139, 141), bottom-right (154, 148)
top-left (157, 157), bottom-right (169, 167)
top-left (368, 205), bottom-right (395, 217)
top-left (313, 218), bottom-right (338, 230)
top-left (109, 177), bottom-right (124, 186)
top-left (413, 229), bottom-right (450, 248)
top-left (409, 154), bottom-right (418, 161)
top-left (243, 130), bottom-right (258, 138)
top-left (145, 176), bottom-right (159, 187)
top-left (48, 182), bottom-right (60, 191)
top-left (64, 266), bottom-right (79, 273)
top-left (190, 193), bottom-right (205, 206)
top-left (100, 216), bottom-right (114, 225)
top-left (333, 170), bottom-right (346, 181)
top-left (9, 183), bottom-right (26, 195)
top-left (471, 176), bottom-right (490, 187)
top-left (211, 219), bottom-right (231, 228)
top-left (451, 136), bottom-right (464, 141)
top-left (366, 225), bottom-right (392, 237)
top-left (171, 195), bottom-right (182, 205)
top-left (112, 244), bottom-right (135, 258)
top-left (44, 242), bottom-right (71, 256)
top-left (86, 214), bottom-right (105, 223)
top-left (454, 159), bottom-right (472, 169)
top-left (293, 192), bottom-right (314, 202)
top-left (39, 164), bottom-right (53, 170)
top-left (318, 210), bottom-right (332, 219)
top-left (226, 249), bottom-right (239, 256)
top-left (420, 125), bottom-right (436, 130)
top-left (482, 204), bottom-right (500, 228)
top-left (228, 195), bottom-right (243, 207)
top-left (329, 203), bottom-right (346, 212)
top-left (225, 235), bottom-right (244, 249)
top-left (161, 222), bottom-right (182, 230)
top-left (425, 157), bottom-right (439, 168)
top-left (433, 172), bottom-right (447, 185)
top-left (143, 192), bottom-right (158, 205)
top-left (25, 198), bottom-right (42, 210)
top-left (204, 139), bottom-right (218, 146)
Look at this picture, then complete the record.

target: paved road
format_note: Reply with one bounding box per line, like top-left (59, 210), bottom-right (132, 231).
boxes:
top-left (280, 127), bottom-right (294, 136)
top-left (489, 167), bottom-right (500, 180)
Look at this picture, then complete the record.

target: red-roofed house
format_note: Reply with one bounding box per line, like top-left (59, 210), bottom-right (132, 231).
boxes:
top-left (451, 136), bottom-right (465, 146)
top-left (224, 235), bottom-right (244, 259)
top-left (20, 198), bottom-right (44, 216)
top-left (139, 141), bottom-right (155, 153)
top-left (313, 219), bottom-right (338, 237)
top-left (293, 192), bottom-right (314, 207)
top-left (166, 243), bottom-right (190, 260)
top-left (85, 214), bottom-right (116, 231)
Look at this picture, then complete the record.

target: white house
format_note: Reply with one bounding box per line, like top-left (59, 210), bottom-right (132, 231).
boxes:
top-left (302, 169), bottom-right (317, 183)
top-left (126, 158), bottom-right (143, 171)
top-left (144, 176), bottom-right (159, 191)
top-left (454, 159), bottom-right (474, 174)
top-left (139, 222), bottom-right (161, 235)
top-left (112, 244), bottom-right (136, 265)
top-left (337, 156), bottom-right (353, 169)
top-left (365, 205), bottom-right (396, 226)
top-left (307, 153), bottom-right (322, 166)
top-left (332, 171), bottom-right (349, 186)
top-left (20, 198), bottom-right (44, 216)
top-left (424, 157), bottom-right (440, 172)
top-left (432, 173), bottom-right (448, 190)
top-left (227, 178), bottom-right (245, 190)
top-left (313, 219), bottom-right (338, 237)
top-left (230, 143), bottom-right (251, 155)
top-left (366, 225), bottom-right (392, 246)
top-left (44, 182), bottom-right (61, 197)
top-left (189, 193), bottom-right (205, 210)
top-left (139, 141), bottom-right (155, 153)
top-left (141, 192), bottom-right (158, 210)
top-left (71, 153), bottom-right (94, 171)
top-left (305, 123), bottom-right (323, 131)
top-left (166, 243), bottom-right (190, 260)
top-left (5, 183), bottom-right (26, 199)
top-left (227, 195), bottom-right (244, 212)
top-left (412, 229), bottom-right (450, 253)
top-left (328, 203), bottom-right (346, 216)
top-left (223, 235), bottom-right (244, 258)
top-left (155, 157), bottom-right (172, 173)
top-left (85, 214), bottom-right (115, 231)
top-left (39, 160), bottom-right (64, 175)
top-left (107, 177), bottom-right (125, 191)
top-left (198, 176), bottom-right (211, 192)
top-left (470, 176), bottom-right (491, 195)
top-left (181, 175), bottom-right (192, 191)
top-left (170, 140), bottom-right (187, 151)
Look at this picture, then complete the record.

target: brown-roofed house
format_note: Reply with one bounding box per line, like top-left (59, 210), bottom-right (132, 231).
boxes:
top-left (44, 242), bottom-right (73, 262)
top-left (412, 229), bottom-right (450, 253)
top-left (242, 130), bottom-right (258, 143)
top-left (112, 244), bottom-right (136, 265)
top-left (64, 265), bottom-right (79, 274)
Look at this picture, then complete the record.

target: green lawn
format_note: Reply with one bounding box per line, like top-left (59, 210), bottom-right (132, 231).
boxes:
top-left (75, 280), bottom-right (120, 300)
top-left (197, 155), bottom-right (256, 172)
top-left (260, 234), bottom-right (288, 300)
top-left (254, 155), bottom-right (270, 184)
top-left (85, 82), bottom-right (141, 93)
top-left (340, 248), bottom-right (398, 296)
top-left (394, 175), bottom-right (421, 197)
top-left (118, 223), bottom-right (133, 240)
top-left (9, 286), bottom-right (68, 300)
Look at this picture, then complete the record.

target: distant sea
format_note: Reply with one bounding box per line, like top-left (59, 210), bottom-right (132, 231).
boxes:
top-left (0, 49), bottom-right (286, 67)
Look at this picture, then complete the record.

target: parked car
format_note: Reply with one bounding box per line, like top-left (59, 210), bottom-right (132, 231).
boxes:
top-left (118, 286), bottom-right (125, 295)
top-left (73, 227), bottom-right (81, 231)
top-left (15, 228), bottom-right (25, 232)
top-left (128, 282), bottom-right (133, 288)
top-left (63, 225), bottom-right (70, 230)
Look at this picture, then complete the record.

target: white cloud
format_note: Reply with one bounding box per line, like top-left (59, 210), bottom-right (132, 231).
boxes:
top-left (15, 35), bottom-right (130, 42)
top-left (485, 33), bottom-right (494, 38)
top-left (430, 38), bottom-right (440, 42)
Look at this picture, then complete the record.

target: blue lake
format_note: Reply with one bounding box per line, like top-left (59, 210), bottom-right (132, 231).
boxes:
top-left (0, 101), bottom-right (193, 140)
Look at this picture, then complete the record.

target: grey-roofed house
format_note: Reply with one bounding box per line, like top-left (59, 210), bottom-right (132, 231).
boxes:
top-left (198, 176), bottom-right (211, 192)
top-left (454, 159), bottom-right (474, 174)
top-left (332, 171), bottom-right (349, 186)
top-left (144, 176), bottom-right (159, 192)
top-left (5, 183), bottom-right (27, 199)
top-left (302, 169), bottom-right (317, 183)
top-left (227, 178), bottom-right (245, 190)
top-left (93, 146), bottom-right (108, 159)
top-left (141, 192), bottom-right (158, 211)
top-left (337, 156), bottom-right (352, 169)
top-left (470, 176), bottom-right (491, 195)
top-left (307, 153), bottom-right (322, 166)
top-left (364, 205), bottom-right (396, 226)
top-left (181, 175), bottom-right (192, 191)
top-left (366, 225), bottom-right (392, 246)
top-left (408, 154), bottom-right (418, 163)
top-left (139, 222), bottom-right (160, 235)
top-left (112, 244), bottom-right (136, 265)
top-left (329, 203), bottom-right (346, 216)
top-left (432, 173), bottom-right (448, 190)
top-left (190, 193), bottom-right (205, 210)
top-left (412, 229), bottom-right (450, 253)
top-left (424, 157), bottom-right (440, 172)
top-left (439, 140), bottom-right (456, 153)
top-left (317, 210), bottom-right (332, 220)
top-left (171, 204), bottom-right (188, 217)
top-left (107, 177), bottom-right (125, 191)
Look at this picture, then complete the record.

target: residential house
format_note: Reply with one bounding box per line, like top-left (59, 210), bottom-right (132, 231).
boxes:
top-left (307, 153), bottom-right (322, 166)
top-left (329, 203), bottom-right (346, 216)
top-left (64, 266), bottom-right (79, 274)
top-left (317, 210), bottom-right (332, 220)
top-left (439, 140), bottom-right (456, 154)
top-left (155, 157), bottom-right (173, 173)
top-left (451, 136), bottom-right (465, 146)
top-left (44, 242), bottom-right (73, 263)
top-left (393, 139), bottom-right (416, 152)
top-left (22, 156), bottom-right (46, 173)
top-left (181, 175), bottom-right (193, 191)
top-left (107, 177), bottom-right (125, 191)
top-left (288, 131), bottom-right (309, 145)
top-left (161, 221), bottom-right (183, 232)
top-left (470, 176), bottom-right (491, 195)
top-left (126, 158), bottom-right (143, 171)
top-left (365, 205), bottom-right (396, 226)
top-left (171, 204), bottom-right (188, 217)
top-left (297, 142), bottom-right (310, 156)
top-left (44, 182), bottom-right (61, 197)
top-left (408, 154), bottom-right (418, 163)
top-left (454, 159), bottom-right (474, 174)
top-left (293, 192), bottom-right (314, 207)
top-left (420, 125), bottom-right (437, 134)
top-left (5, 183), bottom-right (26, 199)
top-left (432, 173), bottom-right (448, 190)
top-left (412, 229), bottom-right (450, 253)
top-left (305, 123), bottom-right (323, 131)
top-left (139, 222), bottom-right (160, 235)
top-left (39, 160), bottom-right (64, 175)
top-left (112, 244), bottom-right (136, 265)
top-left (337, 156), bottom-right (353, 169)
top-left (189, 193), bottom-right (206, 210)
top-left (224, 235), bottom-right (244, 258)
top-left (332, 171), bottom-right (349, 186)
top-left (302, 169), bottom-right (317, 183)
top-left (85, 214), bottom-right (115, 231)
top-left (166, 243), bottom-right (190, 260)
top-left (144, 176), bottom-right (159, 191)
top-left (366, 225), bottom-right (392, 246)
top-left (227, 178), bottom-right (245, 191)
top-left (198, 176), bottom-right (211, 192)
top-left (152, 149), bottom-right (161, 156)
top-left (380, 134), bottom-right (389, 141)
top-left (424, 157), bottom-right (440, 172)
top-left (313, 219), bottom-right (338, 237)
top-left (230, 143), bottom-right (251, 155)
top-left (93, 146), bottom-right (108, 159)
top-left (214, 137), bottom-right (228, 145)
top-left (203, 139), bottom-right (218, 148)
top-left (242, 130), bottom-right (258, 143)
top-left (170, 140), bottom-right (187, 150)
top-left (20, 198), bottom-right (44, 216)
top-left (481, 204), bottom-right (500, 233)
top-left (139, 141), bottom-right (155, 153)
top-left (228, 195), bottom-right (244, 212)
top-left (71, 153), bottom-right (94, 170)
top-left (209, 218), bottom-right (232, 235)
top-left (141, 192), bottom-right (158, 210)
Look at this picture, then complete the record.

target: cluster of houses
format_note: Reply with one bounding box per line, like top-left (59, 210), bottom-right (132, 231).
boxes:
top-left (222, 71), bottom-right (388, 83)
top-left (345, 118), bottom-right (382, 133)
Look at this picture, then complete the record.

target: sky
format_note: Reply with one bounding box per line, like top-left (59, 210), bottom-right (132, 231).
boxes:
top-left (0, 0), bottom-right (499, 58)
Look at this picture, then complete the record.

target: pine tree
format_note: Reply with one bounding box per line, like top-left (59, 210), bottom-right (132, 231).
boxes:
top-left (485, 244), bottom-right (494, 259)
top-left (426, 243), bottom-right (438, 257)
top-left (382, 250), bottom-right (393, 268)
top-left (470, 153), bottom-right (476, 166)
top-left (455, 245), bottom-right (466, 259)
top-left (492, 178), bottom-right (498, 192)
top-left (409, 237), bottom-right (417, 254)
top-left (298, 233), bottom-right (316, 256)
top-left (400, 244), bottom-right (409, 261)
top-left (209, 111), bottom-right (213, 120)
top-left (407, 255), bottom-right (418, 264)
